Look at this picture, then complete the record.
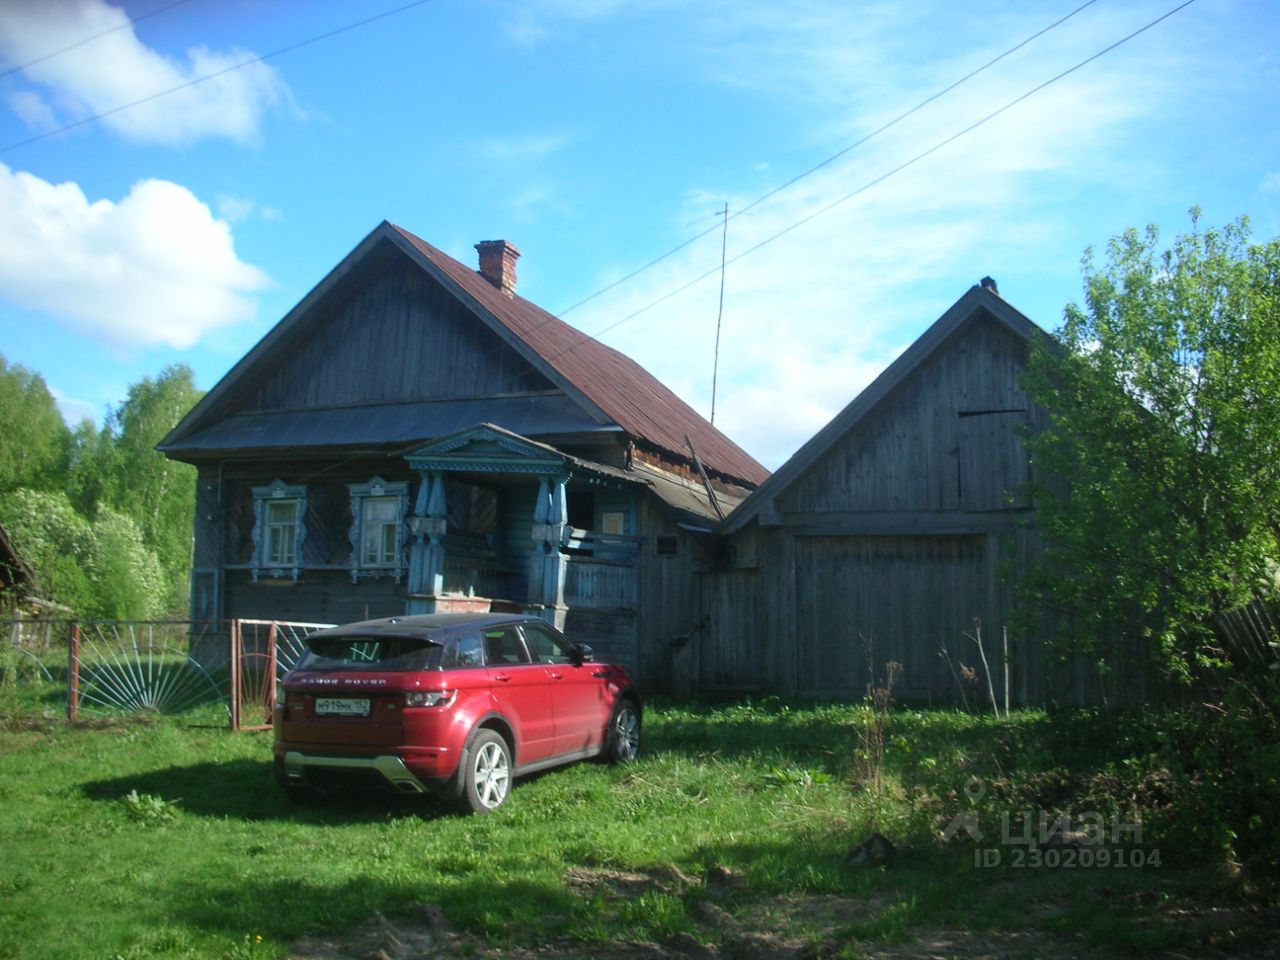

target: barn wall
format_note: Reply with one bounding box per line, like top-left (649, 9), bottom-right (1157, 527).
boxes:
top-left (783, 314), bottom-right (1033, 514)
top-left (632, 499), bottom-right (704, 693)
top-left (697, 309), bottom-right (1163, 706)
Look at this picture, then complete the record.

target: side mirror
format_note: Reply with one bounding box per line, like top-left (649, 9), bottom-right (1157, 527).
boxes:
top-left (573, 643), bottom-right (595, 665)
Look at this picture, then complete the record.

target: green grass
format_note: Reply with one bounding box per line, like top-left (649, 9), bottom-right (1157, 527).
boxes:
top-left (0, 698), bottom-right (1273, 959)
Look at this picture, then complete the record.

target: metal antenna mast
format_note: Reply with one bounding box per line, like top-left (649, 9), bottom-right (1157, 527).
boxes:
top-left (710, 202), bottom-right (728, 425)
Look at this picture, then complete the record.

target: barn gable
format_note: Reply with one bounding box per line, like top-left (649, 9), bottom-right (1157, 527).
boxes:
top-left (723, 283), bottom-right (1040, 533)
top-left (700, 284), bottom-right (1068, 703)
top-left (780, 308), bottom-right (1034, 516)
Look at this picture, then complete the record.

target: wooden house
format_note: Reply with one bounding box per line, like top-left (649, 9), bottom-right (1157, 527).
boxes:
top-left (698, 281), bottom-right (1070, 704)
top-left (159, 222), bottom-right (767, 687)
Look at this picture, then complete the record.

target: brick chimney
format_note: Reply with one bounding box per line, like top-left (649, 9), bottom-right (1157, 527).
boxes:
top-left (475, 240), bottom-right (521, 297)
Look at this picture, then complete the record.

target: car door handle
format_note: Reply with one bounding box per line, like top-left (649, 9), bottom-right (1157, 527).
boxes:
top-left (493, 673), bottom-right (512, 683)
top-left (592, 669), bottom-right (611, 678)
top-left (549, 672), bottom-right (564, 680)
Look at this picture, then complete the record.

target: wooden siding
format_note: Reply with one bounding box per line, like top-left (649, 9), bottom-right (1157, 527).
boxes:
top-left (692, 304), bottom-right (1162, 706)
top-left (794, 534), bottom-right (991, 701)
top-left (244, 261), bottom-right (552, 413)
top-left (225, 569), bottom-right (404, 625)
top-left (698, 568), bottom-right (766, 692)
top-left (632, 499), bottom-right (705, 692)
top-left (783, 315), bottom-right (1032, 514)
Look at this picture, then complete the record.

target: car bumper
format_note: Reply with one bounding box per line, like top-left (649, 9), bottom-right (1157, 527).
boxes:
top-left (277, 747), bottom-right (456, 795)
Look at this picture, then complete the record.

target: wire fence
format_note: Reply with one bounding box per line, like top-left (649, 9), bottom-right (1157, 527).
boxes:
top-left (1, 617), bottom-right (332, 728)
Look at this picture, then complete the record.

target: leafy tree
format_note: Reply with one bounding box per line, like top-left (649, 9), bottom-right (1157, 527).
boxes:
top-left (0, 488), bottom-right (94, 614)
top-left (84, 508), bottom-right (165, 621)
top-left (1022, 213), bottom-right (1280, 679)
top-left (97, 365), bottom-right (202, 615)
top-left (0, 355), bottom-right (70, 495)
top-left (0, 490), bottom-right (166, 620)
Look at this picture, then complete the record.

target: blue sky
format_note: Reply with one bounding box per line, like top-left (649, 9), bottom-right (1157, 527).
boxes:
top-left (0, 0), bottom-right (1276, 470)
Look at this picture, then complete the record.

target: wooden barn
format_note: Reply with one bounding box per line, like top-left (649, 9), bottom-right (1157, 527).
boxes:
top-left (159, 222), bottom-right (767, 688)
top-left (698, 280), bottom-right (1072, 704)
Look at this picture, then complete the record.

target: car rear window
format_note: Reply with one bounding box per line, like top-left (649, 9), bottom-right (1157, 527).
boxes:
top-left (294, 635), bottom-right (441, 672)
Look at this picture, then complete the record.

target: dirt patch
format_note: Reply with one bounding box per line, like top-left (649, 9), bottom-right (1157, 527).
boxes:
top-left (283, 867), bottom-right (1280, 960)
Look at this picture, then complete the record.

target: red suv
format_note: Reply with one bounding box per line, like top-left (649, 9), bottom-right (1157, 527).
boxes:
top-left (273, 613), bottom-right (641, 813)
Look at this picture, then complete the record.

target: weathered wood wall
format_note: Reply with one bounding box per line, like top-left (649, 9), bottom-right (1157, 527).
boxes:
top-left (245, 260), bottom-right (550, 412)
top-left (632, 499), bottom-right (708, 693)
top-left (699, 311), bottom-right (1159, 707)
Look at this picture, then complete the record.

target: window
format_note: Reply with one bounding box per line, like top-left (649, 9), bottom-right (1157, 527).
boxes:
top-left (521, 623), bottom-right (575, 664)
top-left (347, 476), bottom-right (409, 581)
top-left (361, 497), bottom-right (400, 566)
top-left (483, 628), bottom-right (531, 665)
top-left (250, 479), bottom-right (307, 581)
top-left (296, 635), bottom-right (438, 672)
top-left (600, 511), bottom-right (625, 535)
top-left (442, 633), bottom-right (484, 669)
top-left (265, 500), bottom-right (298, 565)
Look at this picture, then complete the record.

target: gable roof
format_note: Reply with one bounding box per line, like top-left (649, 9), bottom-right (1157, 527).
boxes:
top-left (720, 284), bottom-right (1044, 534)
top-left (161, 222), bottom-right (767, 488)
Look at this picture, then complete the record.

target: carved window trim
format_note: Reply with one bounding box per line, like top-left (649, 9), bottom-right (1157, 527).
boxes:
top-left (346, 476), bottom-right (410, 582)
top-left (250, 479), bottom-right (308, 582)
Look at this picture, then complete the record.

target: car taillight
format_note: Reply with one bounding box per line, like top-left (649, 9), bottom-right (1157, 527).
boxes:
top-left (405, 689), bottom-right (455, 708)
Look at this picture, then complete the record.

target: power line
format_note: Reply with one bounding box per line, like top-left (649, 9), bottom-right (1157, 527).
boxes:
top-left (554, 0), bottom-right (1101, 319)
top-left (0, 0), bottom-right (195, 82)
top-left (578, 0), bottom-right (1200, 342)
top-left (0, 0), bottom-right (439, 155)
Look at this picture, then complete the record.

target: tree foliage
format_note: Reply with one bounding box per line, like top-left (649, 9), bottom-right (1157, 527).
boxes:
top-left (0, 488), bottom-right (94, 615)
top-left (0, 489), bottom-right (166, 620)
top-left (1022, 213), bottom-right (1280, 678)
top-left (0, 357), bottom-right (70, 495)
top-left (0, 356), bottom-right (201, 619)
top-left (96, 365), bottom-right (201, 613)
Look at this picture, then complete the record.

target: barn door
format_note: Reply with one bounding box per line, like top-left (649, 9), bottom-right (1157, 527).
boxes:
top-left (794, 535), bottom-right (989, 701)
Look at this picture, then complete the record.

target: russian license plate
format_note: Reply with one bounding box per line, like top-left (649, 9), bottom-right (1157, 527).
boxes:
top-left (315, 697), bottom-right (371, 717)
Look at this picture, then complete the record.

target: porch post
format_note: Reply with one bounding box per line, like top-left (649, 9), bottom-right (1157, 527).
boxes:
top-left (528, 475), bottom-right (568, 629)
top-left (406, 472), bottom-right (447, 614)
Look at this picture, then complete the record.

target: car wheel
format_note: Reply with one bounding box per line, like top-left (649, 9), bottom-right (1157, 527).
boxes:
top-left (606, 700), bottom-right (641, 763)
top-left (460, 729), bottom-right (511, 814)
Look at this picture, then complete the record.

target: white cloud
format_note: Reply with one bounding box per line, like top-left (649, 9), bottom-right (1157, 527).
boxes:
top-left (216, 194), bottom-right (256, 224)
top-left (534, 0), bottom-right (1200, 469)
top-left (476, 133), bottom-right (573, 164)
top-left (0, 163), bottom-right (270, 349)
top-left (6, 89), bottom-right (56, 130)
top-left (0, 0), bottom-right (285, 146)
top-left (1261, 172), bottom-right (1280, 194)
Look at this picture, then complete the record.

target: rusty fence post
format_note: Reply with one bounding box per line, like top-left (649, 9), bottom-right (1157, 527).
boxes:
top-left (67, 622), bottom-right (80, 721)
top-left (229, 619), bottom-right (241, 731)
top-left (265, 621), bottom-right (279, 726)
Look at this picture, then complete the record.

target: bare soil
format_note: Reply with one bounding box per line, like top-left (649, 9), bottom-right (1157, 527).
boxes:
top-left (284, 865), bottom-right (1278, 960)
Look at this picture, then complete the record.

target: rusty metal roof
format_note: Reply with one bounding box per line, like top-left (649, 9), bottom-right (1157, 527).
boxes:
top-left (388, 225), bottom-right (768, 487)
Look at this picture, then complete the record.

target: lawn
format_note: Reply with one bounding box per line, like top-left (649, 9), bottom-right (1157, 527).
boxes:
top-left (0, 698), bottom-right (1275, 959)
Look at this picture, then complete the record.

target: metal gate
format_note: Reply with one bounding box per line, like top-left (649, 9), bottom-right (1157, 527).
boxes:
top-left (229, 619), bottom-right (333, 731)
